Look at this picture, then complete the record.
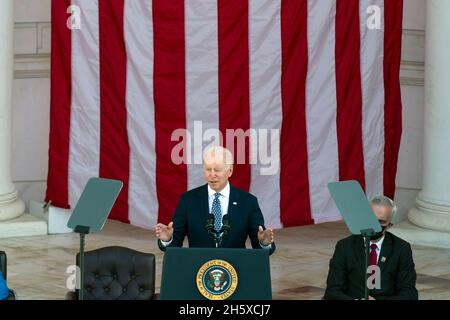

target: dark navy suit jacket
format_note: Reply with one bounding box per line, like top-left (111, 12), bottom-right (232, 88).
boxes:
top-left (158, 184), bottom-right (276, 255)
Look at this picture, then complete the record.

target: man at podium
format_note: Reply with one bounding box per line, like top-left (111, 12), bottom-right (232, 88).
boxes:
top-left (324, 195), bottom-right (418, 300)
top-left (155, 146), bottom-right (275, 255)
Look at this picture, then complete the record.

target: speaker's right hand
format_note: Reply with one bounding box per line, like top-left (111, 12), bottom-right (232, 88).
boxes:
top-left (155, 222), bottom-right (174, 242)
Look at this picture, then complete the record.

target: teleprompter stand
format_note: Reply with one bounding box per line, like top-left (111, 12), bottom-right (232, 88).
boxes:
top-left (67, 178), bottom-right (123, 300)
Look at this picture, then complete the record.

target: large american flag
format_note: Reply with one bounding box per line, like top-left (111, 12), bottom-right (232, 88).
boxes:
top-left (46, 0), bottom-right (403, 229)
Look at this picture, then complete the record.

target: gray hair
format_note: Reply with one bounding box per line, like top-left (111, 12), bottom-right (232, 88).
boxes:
top-left (370, 195), bottom-right (397, 222)
top-left (203, 146), bottom-right (233, 168)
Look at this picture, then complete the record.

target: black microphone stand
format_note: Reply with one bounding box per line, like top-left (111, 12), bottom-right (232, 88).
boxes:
top-left (219, 216), bottom-right (230, 246)
top-left (205, 214), bottom-right (219, 247)
top-left (205, 214), bottom-right (230, 248)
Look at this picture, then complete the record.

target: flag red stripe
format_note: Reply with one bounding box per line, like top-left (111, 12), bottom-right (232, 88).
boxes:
top-left (383, 0), bottom-right (403, 198)
top-left (98, 0), bottom-right (130, 223)
top-left (335, 0), bottom-right (366, 189)
top-left (218, 0), bottom-right (251, 192)
top-left (45, 0), bottom-right (72, 209)
top-left (280, 0), bottom-right (313, 226)
top-left (153, 0), bottom-right (188, 224)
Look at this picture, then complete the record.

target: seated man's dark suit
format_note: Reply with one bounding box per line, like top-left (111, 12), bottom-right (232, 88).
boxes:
top-left (324, 232), bottom-right (418, 300)
top-left (158, 184), bottom-right (275, 255)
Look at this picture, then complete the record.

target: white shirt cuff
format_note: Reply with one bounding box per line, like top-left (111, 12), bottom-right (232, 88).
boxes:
top-left (160, 237), bottom-right (173, 247)
top-left (260, 242), bottom-right (272, 250)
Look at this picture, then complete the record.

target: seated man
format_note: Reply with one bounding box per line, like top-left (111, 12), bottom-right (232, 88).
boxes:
top-left (324, 195), bottom-right (418, 300)
top-left (0, 271), bottom-right (9, 300)
top-left (155, 146), bottom-right (275, 255)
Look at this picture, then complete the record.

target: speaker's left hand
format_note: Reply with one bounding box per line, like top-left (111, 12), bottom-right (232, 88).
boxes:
top-left (258, 226), bottom-right (274, 246)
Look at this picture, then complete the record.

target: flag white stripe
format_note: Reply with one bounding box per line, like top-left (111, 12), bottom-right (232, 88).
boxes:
top-left (124, 0), bottom-right (158, 228)
top-left (249, 0), bottom-right (282, 229)
top-left (306, 0), bottom-right (340, 223)
top-left (69, 0), bottom-right (100, 207)
top-left (360, 0), bottom-right (385, 201)
top-left (185, 0), bottom-right (220, 191)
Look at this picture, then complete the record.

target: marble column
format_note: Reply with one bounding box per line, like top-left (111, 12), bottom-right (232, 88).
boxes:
top-left (0, 0), bottom-right (25, 221)
top-left (408, 0), bottom-right (450, 232)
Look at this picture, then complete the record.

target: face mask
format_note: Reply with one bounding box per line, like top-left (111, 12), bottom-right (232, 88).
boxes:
top-left (370, 225), bottom-right (387, 241)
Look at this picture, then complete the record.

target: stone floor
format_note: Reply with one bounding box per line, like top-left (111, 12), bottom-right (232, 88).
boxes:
top-left (0, 220), bottom-right (449, 300)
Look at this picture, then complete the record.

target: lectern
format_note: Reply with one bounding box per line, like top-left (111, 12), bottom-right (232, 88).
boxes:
top-left (160, 247), bottom-right (272, 300)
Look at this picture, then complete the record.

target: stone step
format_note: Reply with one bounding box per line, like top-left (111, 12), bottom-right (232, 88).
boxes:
top-left (0, 213), bottom-right (47, 238)
top-left (390, 220), bottom-right (450, 249)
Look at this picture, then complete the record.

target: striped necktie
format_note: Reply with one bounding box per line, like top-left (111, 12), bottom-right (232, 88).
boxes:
top-left (211, 193), bottom-right (222, 232)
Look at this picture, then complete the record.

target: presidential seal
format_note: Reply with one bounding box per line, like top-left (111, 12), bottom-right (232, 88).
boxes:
top-left (196, 259), bottom-right (238, 300)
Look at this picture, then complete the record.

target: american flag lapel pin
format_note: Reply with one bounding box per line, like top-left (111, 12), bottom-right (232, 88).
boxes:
top-left (381, 257), bottom-right (386, 263)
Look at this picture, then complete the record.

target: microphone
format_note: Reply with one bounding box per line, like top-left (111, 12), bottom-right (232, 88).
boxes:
top-left (205, 214), bottom-right (215, 234)
top-left (221, 214), bottom-right (230, 236)
top-left (205, 213), bottom-right (219, 247)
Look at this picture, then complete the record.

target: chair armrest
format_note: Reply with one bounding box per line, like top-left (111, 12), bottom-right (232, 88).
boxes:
top-left (7, 289), bottom-right (17, 300)
top-left (65, 291), bottom-right (78, 300)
